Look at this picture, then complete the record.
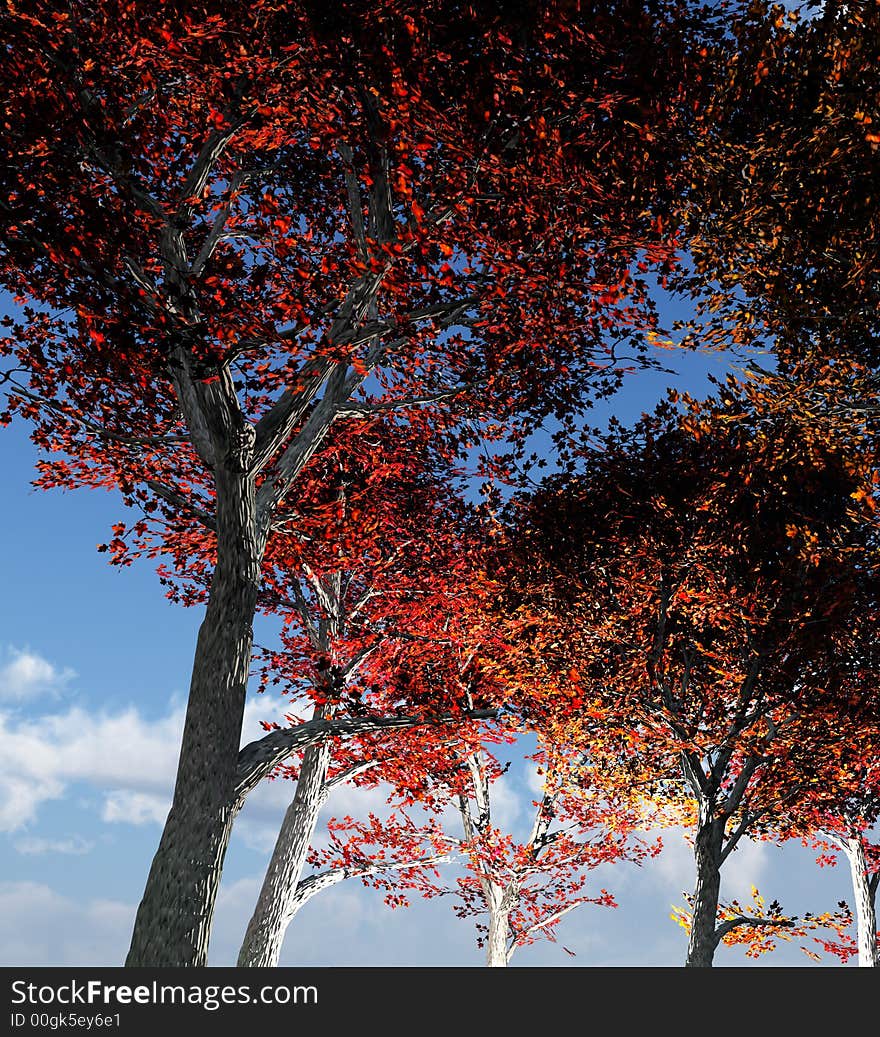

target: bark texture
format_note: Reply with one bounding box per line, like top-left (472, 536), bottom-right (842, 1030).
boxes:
top-left (485, 898), bottom-right (511, 967)
top-left (685, 812), bottom-right (725, 968)
top-left (126, 463), bottom-right (262, 967)
top-left (845, 835), bottom-right (879, 968)
top-left (237, 742), bottom-right (332, 967)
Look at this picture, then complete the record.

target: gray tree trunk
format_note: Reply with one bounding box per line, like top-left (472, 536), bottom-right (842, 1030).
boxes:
top-left (844, 835), bottom-right (879, 967)
top-left (126, 462), bottom-right (264, 967)
top-left (237, 741), bottom-right (332, 967)
top-left (685, 812), bottom-right (725, 968)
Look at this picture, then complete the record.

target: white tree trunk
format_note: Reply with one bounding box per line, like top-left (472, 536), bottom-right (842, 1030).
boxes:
top-left (237, 740), bottom-right (332, 967)
top-left (845, 835), bottom-right (878, 967)
top-left (485, 902), bottom-right (510, 967)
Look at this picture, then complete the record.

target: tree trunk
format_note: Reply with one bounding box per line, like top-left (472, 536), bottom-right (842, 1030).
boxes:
top-left (685, 812), bottom-right (725, 968)
top-left (126, 464), bottom-right (263, 967)
top-left (486, 904), bottom-right (510, 967)
top-left (237, 741), bottom-right (332, 967)
top-left (844, 835), bottom-right (878, 967)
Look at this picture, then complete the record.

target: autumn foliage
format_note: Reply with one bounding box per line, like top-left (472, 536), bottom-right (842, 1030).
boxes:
top-left (1, 0), bottom-right (879, 969)
top-left (498, 368), bottom-right (880, 964)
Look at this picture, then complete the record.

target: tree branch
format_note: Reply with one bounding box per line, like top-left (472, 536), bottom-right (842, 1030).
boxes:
top-left (292, 852), bottom-right (451, 911)
top-left (6, 383), bottom-right (187, 451)
top-left (510, 899), bottom-right (586, 957)
top-left (325, 758), bottom-right (381, 791)
top-left (334, 378), bottom-right (488, 417)
top-left (235, 708), bottom-right (497, 803)
top-left (714, 914), bottom-right (795, 946)
top-left (250, 356), bottom-right (336, 476)
top-left (145, 479), bottom-right (216, 531)
top-left (719, 805), bottom-right (765, 866)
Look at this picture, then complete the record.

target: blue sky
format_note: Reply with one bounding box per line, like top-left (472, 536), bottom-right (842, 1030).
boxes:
top-left (0, 330), bottom-right (864, 968)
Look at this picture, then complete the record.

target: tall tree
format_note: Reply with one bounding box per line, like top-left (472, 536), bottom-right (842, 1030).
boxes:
top-left (0, 1), bottom-right (723, 964)
top-left (507, 372), bottom-right (880, 966)
top-left (236, 421), bottom-right (498, 967)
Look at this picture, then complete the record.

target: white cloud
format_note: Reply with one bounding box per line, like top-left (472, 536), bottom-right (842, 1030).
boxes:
top-left (722, 837), bottom-right (770, 901)
top-left (524, 758), bottom-right (546, 797)
top-left (0, 772), bottom-right (65, 831)
top-left (102, 791), bottom-right (169, 827)
top-left (0, 703), bottom-right (184, 832)
top-left (0, 870), bottom-right (471, 968)
top-left (0, 881), bottom-right (132, 966)
top-left (14, 835), bottom-right (94, 856)
top-left (0, 647), bottom-right (74, 701)
top-left (488, 774), bottom-right (523, 833)
top-left (652, 827), bottom-right (695, 893)
top-left (0, 682), bottom-right (293, 834)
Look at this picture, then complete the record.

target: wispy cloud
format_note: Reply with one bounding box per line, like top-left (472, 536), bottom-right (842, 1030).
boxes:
top-left (101, 791), bottom-right (169, 827)
top-left (0, 664), bottom-right (291, 833)
top-left (0, 646), bottom-right (74, 702)
top-left (0, 701), bottom-right (184, 831)
top-left (0, 881), bottom-right (132, 966)
top-left (14, 835), bottom-right (94, 856)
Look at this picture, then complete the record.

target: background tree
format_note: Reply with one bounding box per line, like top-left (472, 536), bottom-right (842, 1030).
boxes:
top-left (236, 421), bottom-right (500, 967)
top-left (0, 0), bottom-right (725, 965)
top-left (786, 707), bottom-right (880, 967)
top-left (311, 724), bottom-right (658, 967)
top-left (307, 592), bottom-right (660, 968)
top-left (505, 372), bottom-right (880, 966)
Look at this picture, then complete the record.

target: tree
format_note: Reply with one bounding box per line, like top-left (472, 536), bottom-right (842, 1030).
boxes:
top-left (507, 372), bottom-right (880, 966)
top-left (787, 708), bottom-right (880, 967)
top-left (311, 725), bottom-right (657, 966)
top-left (303, 592), bottom-right (659, 968)
top-left (236, 420), bottom-right (498, 967)
top-left (0, 1), bottom-right (723, 965)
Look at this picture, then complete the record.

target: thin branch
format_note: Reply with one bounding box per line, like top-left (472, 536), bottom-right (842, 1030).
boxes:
top-left (511, 900), bottom-right (586, 956)
top-left (145, 479), bottom-right (216, 531)
top-left (680, 749), bottom-right (708, 799)
top-left (250, 356), bottom-right (336, 476)
top-left (334, 378), bottom-right (488, 417)
top-left (719, 804), bottom-right (765, 866)
top-left (190, 185), bottom-right (241, 279)
top-left (714, 915), bottom-right (795, 946)
top-left (302, 561), bottom-right (338, 620)
top-left (339, 641), bottom-right (380, 682)
top-left (287, 578), bottom-right (321, 648)
top-left (339, 143), bottom-right (368, 263)
top-left (719, 757), bottom-right (760, 822)
top-left (325, 758), bottom-right (381, 791)
top-left (291, 852), bottom-right (452, 911)
top-left (175, 123), bottom-right (246, 223)
top-left (7, 383), bottom-right (188, 450)
top-left (329, 295), bottom-right (481, 350)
